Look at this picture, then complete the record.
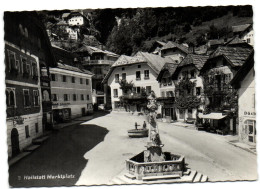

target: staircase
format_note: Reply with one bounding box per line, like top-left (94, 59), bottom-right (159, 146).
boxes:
top-left (109, 169), bottom-right (208, 185)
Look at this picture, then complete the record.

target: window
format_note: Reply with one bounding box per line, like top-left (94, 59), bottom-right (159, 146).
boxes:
top-left (25, 125), bottom-right (30, 138)
top-left (161, 91), bottom-right (165, 97)
top-left (52, 94), bottom-right (58, 101)
top-left (144, 70), bottom-right (149, 79)
top-left (64, 94), bottom-right (69, 101)
top-left (81, 94), bottom-right (84, 100)
top-left (190, 70), bottom-right (195, 78)
top-left (146, 86), bottom-right (151, 94)
top-left (63, 75), bottom-right (67, 82)
top-left (86, 79), bottom-right (89, 85)
top-left (35, 123), bottom-right (39, 133)
top-left (21, 57), bottom-right (27, 74)
top-left (136, 71), bottom-right (141, 80)
top-left (113, 89), bottom-right (118, 97)
top-left (87, 94), bottom-right (90, 100)
top-left (71, 76), bottom-right (75, 83)
top-left (138, 65), bottom-right (141, 68)
top-left (6, 88), bottom-right (16, 107)
top-left (122, 73), bottom-right (126, 80)
top-left (115, 74), bottom-right (119, 83)
top-left (136, 87), bottom-right (141, 93)
top-left (33, 90), bottom-right (39, 106)
top-left (7, 50), bottom-right (16, 72)
top-left (51, 74), bottom-right (56, 81)
top-left (166, 91), bottom-right (174, 97)
top-left (23, 89), bottom-right (30, 107)
top-left (73, 94), bottom-right (77, 101)
top-left (196, 87), bottom-right (201, 96)
top-left (31, 62), bottom-right (38, 77)
top-left (80, 78), bottom-right (83, 84)
top-left (247, 38), bottom-right (251, 44)
top-left (122, 67), bottom-right (125, 71)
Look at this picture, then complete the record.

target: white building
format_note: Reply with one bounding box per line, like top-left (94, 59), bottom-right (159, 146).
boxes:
top-left (172, 54), bottom-right (208, 122)
top-left (43, 63), bottom-right (93, 123)
top-left (160, 41), bottom-right (189, 64)
top-left (103, 52), bottom-right (174, 112)
top-left (232, 24), bottom-right (254, 47)
top-left (231, 52), bottom-right (255, 143)
top-left (156, 63), bottom-right (178, 122)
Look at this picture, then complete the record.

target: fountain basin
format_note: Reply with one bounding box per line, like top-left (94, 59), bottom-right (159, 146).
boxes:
top-left (126, 151), bottom-right (185, 180)
top-left (127, 129), bottom-right (148, 138)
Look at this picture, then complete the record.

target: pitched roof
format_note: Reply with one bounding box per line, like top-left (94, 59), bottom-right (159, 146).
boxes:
top-left (56, 63), bottom-right (93, 75)
top-left (208, 39), bottom-right (225, 46)
top-left (232, 24), bottom-right (251, 33)
top-left (161, 41), bottom-right (189, 54)
top-left (62, 13), bottom-right (70, 19)
top-left (156, 41), bottom-right (166, 46)
top-left (230, 51), bottom-right (254, 88)
top-left (209, 46), bottom-right (253, 66)
top-left (172, 54), bottom-right (209, 79)
top-left (74, 45), bottom-right (119, 57)
top-left (157, 63), bottom-right (178, 81)
top-left (103, 52), bottom-right (172, 83)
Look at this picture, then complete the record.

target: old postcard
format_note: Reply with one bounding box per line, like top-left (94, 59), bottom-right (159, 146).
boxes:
top-left (3, 4), bottom-right (257, 188)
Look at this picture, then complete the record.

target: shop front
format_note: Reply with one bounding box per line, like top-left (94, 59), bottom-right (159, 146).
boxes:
top-left (239, 111), bottom-right (256, 143)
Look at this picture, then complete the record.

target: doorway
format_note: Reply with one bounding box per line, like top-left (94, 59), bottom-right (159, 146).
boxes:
top-left (11, 128), bottom-right (20, 157)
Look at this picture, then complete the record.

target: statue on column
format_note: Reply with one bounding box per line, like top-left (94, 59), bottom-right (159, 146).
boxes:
top-left (144, 91), bottom-right (165, 162)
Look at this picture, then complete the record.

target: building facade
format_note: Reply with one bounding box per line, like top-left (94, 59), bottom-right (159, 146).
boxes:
top-left (160, 41), bottom-right (189, 64)
top-left (43, 63), bottom-right (93, 123)
top-left (200, 46), bottom-right (253, 134)
top-left (172, 54), bottom-right (208, 122)
top-left (157, 63), bottom-right (178, 122)
top-left (104, 52), bottom-right (173, 112)
top-left (4, 11), bottom-right (56, 158)
top-left (75, 45), bottom-right (119, 109)
top-left (231, 52), bottom-right (255, 143)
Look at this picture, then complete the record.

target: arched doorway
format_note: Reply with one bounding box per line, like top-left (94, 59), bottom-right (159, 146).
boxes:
top-left (11, 128), bottom-right (20, 157)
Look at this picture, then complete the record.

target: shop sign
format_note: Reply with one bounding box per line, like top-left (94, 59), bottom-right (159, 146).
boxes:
top-left (244, 111), bottom-right (256, 116)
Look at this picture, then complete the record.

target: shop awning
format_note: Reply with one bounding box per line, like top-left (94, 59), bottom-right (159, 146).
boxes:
top-left (198, 113), bottom-right (227, 120)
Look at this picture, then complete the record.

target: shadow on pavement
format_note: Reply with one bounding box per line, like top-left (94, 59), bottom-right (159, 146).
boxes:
top-left (9, 124), bottom-right (109, 187)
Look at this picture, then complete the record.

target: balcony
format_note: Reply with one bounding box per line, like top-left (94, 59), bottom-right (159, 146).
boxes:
top-left (82, 60), bottom-right (115, 66)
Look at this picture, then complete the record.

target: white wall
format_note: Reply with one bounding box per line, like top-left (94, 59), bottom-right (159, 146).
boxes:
top-left (238, 68), bottom-right (255, 143)
top-left (7, 113), bottom-right (43, 157)
top-left (68, 16), bottom-right (84, 26)
top-left (108, 63), bottom-right (160, 110)
top-left (242, 29), bottom-right (254, 47)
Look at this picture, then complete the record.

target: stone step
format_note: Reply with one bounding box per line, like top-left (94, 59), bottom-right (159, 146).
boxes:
top-left (142, 174), bottom-right (181, 181)
top-left (194, 172), bottom-right (202, 182)
top-left (185, 170), bottom-right (197, 182)
top-left (183, 169), bottom-right (191, 175)
top-left (201, 175), bottom-right (208, 182)
top-left (23, 145), bottom-right (41, 152)
top-left (124, 173), bottom-right (136, 180)
top-left (32, 136), bottom-right (49, 145)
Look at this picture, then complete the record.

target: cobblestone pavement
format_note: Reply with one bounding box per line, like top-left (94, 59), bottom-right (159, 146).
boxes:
top-left (8, 111), bottom-right (257, 187)
top-left (76, 112), bottom-right (257, 185)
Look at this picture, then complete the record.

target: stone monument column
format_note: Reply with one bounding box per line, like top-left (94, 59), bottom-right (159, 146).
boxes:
top-left (144, 91), bottom-right (165, 162)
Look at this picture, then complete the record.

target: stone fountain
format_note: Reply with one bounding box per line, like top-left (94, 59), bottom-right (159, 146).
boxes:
top-left (125, 91), bottom-right (186, 181)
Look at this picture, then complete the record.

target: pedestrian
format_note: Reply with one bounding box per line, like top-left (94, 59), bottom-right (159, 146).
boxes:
top-left (135, 122), bottom-right (138, 130)
top-left (143, 121), bottom-right (147, 129)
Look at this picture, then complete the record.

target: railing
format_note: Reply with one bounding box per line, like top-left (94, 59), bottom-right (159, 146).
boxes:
top-left (82, 60), bottom-right (115, 65)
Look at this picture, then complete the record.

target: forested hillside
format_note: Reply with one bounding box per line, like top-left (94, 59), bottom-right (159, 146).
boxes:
top-left (39, 5), bottom-right (253, 55)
